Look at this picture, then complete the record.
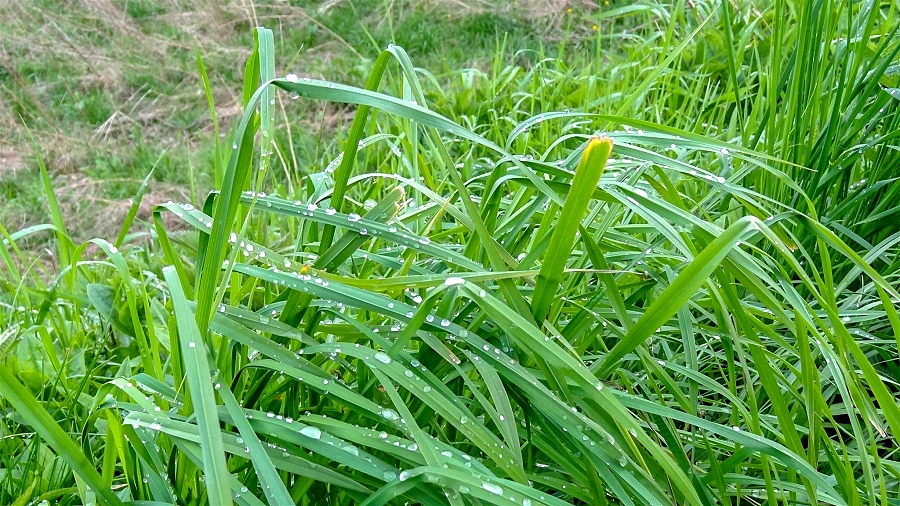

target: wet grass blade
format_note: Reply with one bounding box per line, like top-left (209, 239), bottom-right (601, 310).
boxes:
top-left (0, 368), bottom-right (124, 506)
top-left (162, 266), bottom-right (232, 506)
top-left (597, 216), bottom-right (760, 377)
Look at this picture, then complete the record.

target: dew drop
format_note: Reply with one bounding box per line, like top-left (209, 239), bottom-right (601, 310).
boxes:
top-left (482, 482), bottom-right (503, 495)
top-left (300, 426), bottom-right (322, 439)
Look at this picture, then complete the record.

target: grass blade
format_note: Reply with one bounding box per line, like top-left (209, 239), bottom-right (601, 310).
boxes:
top-left (161, 266), bottom-right (232, 506)
top-left (0, 368), bottom-right (124, 506)
top-left (596, 216), bottom-right (760, 377)
top-left (532, 136), bottom-right (612, 320)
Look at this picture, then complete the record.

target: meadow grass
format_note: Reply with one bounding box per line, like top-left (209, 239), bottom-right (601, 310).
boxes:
top-left (2, 0), bottom-right (900, 505)
top-left (0, 0), bottom-right (565, 241)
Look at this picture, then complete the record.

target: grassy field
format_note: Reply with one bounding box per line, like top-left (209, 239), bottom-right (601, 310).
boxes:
top-left (2, 0), bottom-right (900, 505)
top-left (0, 0), bottom-right (570, 241)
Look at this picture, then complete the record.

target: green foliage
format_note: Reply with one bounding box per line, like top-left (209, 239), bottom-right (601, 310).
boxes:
top-left (2, 1), bottom-right (900, 505)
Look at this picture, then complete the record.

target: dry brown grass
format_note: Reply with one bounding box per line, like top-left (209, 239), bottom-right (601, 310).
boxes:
top-left (0, 1), bottom-right (249, 160)
top-left (0, 1), bottom-right (254, 245)
top-left (0, 0), bottom-right (569, 248)
top-left (52, 173), bottom-right (192, 241)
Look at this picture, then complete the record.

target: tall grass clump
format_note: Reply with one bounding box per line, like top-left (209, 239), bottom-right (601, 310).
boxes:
top-left (2, 2), bottom-right (900, 505)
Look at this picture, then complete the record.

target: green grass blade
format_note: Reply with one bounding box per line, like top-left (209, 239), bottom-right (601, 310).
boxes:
top-left (161, 266), bottom-right (232, 506)
top-left (216, 383), bottom-right (293, 505)
top-left (0, 368), bottom-right (124, 506)
top-left (532, 136), bottom-right (612, 320)
top-left (195, 42), bottom-right (223, 188)
top-left (596, 216), bottom-right (760, 377)
top-left (114, 162), bottom-right (156, 248)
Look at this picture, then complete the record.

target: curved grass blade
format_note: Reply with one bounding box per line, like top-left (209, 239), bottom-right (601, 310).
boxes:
top-left (596, 216), bottom-right (761, 377)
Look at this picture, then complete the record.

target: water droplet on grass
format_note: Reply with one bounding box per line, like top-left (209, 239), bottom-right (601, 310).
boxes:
top-left (482, 482), bottom-right (503, 495)
top-left (300, 426), bottom-right (322, 439)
